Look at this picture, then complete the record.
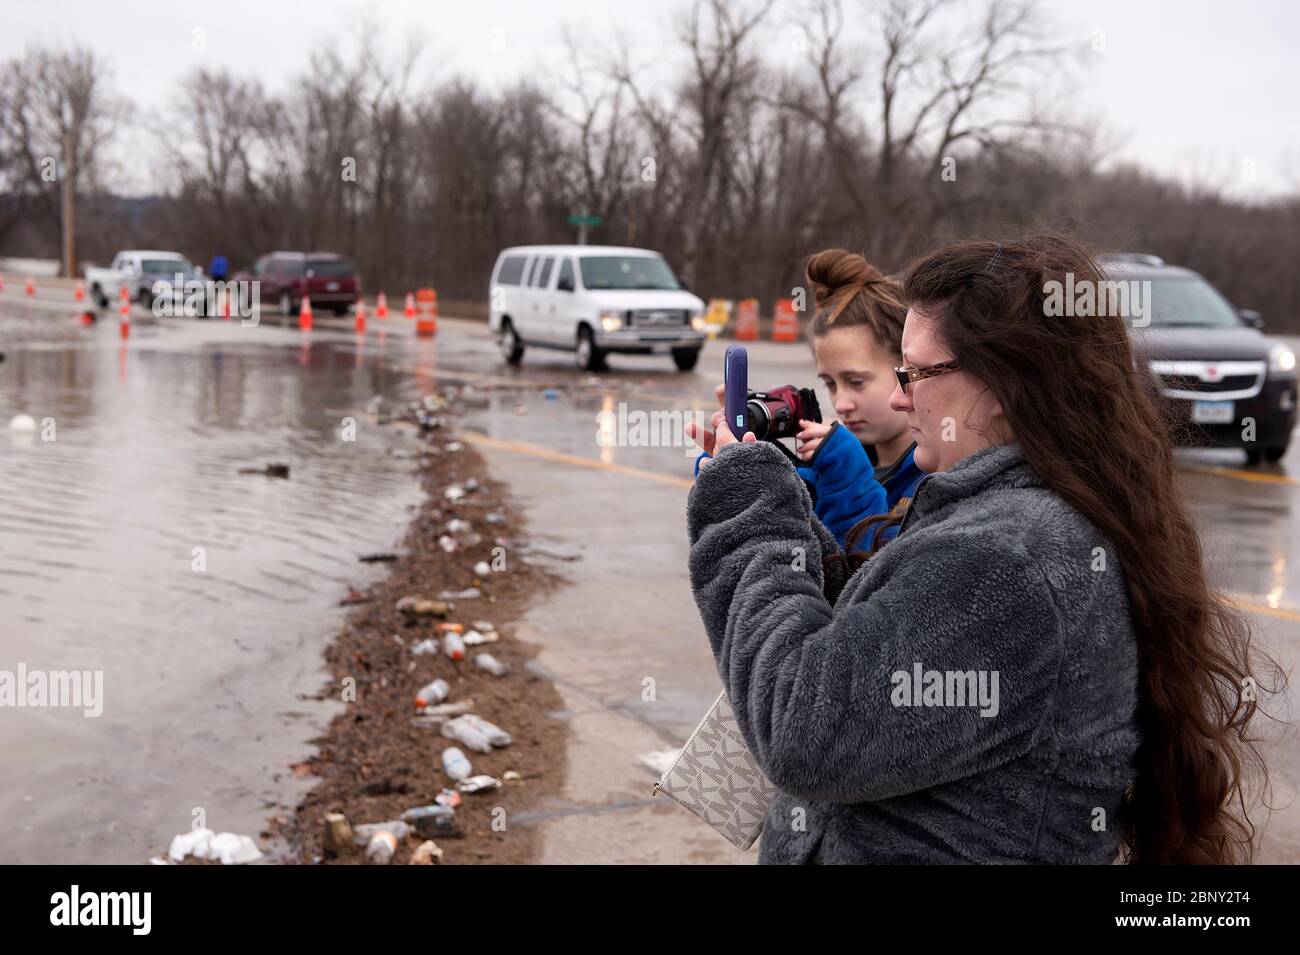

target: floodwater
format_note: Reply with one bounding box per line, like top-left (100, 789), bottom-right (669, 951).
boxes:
top-left (0, 306), bottom-right (431, 863)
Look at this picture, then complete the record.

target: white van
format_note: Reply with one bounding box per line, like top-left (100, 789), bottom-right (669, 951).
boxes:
top-left (488, 245), bottom-right (707, 371)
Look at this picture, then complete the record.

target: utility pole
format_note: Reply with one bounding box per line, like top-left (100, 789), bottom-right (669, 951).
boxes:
top-left (60, 132), bottom-right (75, 279)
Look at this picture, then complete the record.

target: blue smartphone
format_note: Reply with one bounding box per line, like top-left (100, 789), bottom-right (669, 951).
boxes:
top-left (723, 345), bottom-right (749, 439)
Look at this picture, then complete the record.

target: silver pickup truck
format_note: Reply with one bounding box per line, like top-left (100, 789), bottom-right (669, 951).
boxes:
top-left (85, 250), bottom-right (203, 308)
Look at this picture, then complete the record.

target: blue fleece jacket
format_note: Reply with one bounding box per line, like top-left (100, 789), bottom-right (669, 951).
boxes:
top-left (694, 422), bottom-right (925, 549)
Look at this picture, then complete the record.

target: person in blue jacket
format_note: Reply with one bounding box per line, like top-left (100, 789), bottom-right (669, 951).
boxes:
top-left (690, 249), bottom-right (924, 555)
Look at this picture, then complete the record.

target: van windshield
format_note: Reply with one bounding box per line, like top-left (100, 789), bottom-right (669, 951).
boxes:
top-left (580, 256), bottom-right (681, 291)
top-left (142, 258), bottom-right (193, 274)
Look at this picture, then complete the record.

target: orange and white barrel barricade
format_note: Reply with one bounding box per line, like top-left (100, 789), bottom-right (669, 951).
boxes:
top-left (415, 288), bottom-right (438, 337)
top-left (772, 298), bottom-right (799, 342)
top-left (734, 298), bottom-right (759, 341)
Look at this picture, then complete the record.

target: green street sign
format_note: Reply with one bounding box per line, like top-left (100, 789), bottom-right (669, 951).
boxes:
top-left (566, 214), bottom-right (603, 226)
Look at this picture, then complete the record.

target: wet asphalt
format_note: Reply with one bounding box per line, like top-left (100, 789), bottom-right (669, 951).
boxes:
top-left (2, 276), bottom-right (1297, 864)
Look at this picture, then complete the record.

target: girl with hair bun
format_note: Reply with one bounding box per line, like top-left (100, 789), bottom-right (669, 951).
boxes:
top-left (689, 248), bottom-right (924, 557)
top-left (796, 249), bottom-right (923, 552)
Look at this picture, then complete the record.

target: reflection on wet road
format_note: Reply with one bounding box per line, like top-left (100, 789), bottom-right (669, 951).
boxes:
top-left (1, 303), bottom-right (427, 863)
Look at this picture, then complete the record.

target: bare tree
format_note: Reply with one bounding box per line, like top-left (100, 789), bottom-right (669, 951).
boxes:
top-left (0, 45), bottom-right (122, 266)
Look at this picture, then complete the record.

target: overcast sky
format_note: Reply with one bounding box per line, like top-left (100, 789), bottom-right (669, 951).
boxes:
top-left (3, 0), bottom-right (1296, 199)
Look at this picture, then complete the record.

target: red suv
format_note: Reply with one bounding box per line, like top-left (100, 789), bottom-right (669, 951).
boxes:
top-left (238, 252), bottom-right (361, 315)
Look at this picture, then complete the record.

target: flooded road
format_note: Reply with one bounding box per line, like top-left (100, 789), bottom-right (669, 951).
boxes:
top-left (0, 303), bottom-right (427, 863)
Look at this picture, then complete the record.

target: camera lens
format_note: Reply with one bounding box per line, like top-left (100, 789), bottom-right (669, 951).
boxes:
top-left (746, 398), bottom-right (773, 440)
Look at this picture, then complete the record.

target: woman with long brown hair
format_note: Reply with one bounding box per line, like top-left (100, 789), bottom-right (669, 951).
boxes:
top-left (685, 230), bottom-right (1277, 863)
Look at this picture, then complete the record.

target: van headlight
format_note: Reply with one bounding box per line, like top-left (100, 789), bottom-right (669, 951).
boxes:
top-left (690, 311), bottom-right (706, 331)
top-left (599, 310), bottom-right (623, 332)
top-left (1269, 343), bottom-right (1296, 373)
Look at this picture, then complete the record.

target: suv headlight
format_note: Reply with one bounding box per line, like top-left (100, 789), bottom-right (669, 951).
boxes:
top-left (1269, 343), bottom-right (1296, 374)
top-left (598, 310), bottom-right (623, 332)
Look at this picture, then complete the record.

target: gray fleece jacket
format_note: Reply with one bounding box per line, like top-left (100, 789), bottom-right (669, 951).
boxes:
top-left (686, 440), bottom-right (1140, 864)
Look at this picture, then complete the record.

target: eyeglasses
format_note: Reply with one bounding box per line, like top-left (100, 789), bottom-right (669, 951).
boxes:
top-left (894, 360), bottom-right (961, 393)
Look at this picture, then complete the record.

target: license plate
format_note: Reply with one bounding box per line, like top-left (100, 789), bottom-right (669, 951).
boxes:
top-left (651, 343), bottom-right (672, 353)
top-left (326, 282), bottom-right (339, 291)
top-left (1191, 400), bottom-right (1234, 424)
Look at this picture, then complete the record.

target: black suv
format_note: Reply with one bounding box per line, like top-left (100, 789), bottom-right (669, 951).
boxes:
top-left (1102, 253), bottom-right (1296, 465)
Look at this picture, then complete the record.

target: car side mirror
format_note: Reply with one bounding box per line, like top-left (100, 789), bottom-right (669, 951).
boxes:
top-left (1239, 308), bottom-right (1263, 330)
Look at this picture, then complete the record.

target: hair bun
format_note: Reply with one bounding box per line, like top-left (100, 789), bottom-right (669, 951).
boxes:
top-left (805, 249), bottom-right (883, 308)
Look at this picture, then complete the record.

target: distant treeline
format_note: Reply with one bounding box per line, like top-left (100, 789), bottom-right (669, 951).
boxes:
top-left (2, 0), bottom-right (1297, 328)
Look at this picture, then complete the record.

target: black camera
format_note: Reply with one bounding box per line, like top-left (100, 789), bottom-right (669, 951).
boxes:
top-left (746, 385), bottom-right (822, 441)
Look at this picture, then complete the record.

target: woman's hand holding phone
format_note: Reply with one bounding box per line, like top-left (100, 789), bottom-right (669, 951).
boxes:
top-left (685, 378), bottom-right (757, 460)
top-left (685, 409), bottom-right (757, 456)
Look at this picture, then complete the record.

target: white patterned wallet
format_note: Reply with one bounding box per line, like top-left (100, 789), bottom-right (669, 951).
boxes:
top-left (651, 690), bottom-right (778, 850)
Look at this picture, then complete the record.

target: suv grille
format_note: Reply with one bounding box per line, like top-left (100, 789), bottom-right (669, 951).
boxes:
top-left (1148, 360), bottom-right (1265, 401)
top-left (1158, 374), bottom-right (1258, 394)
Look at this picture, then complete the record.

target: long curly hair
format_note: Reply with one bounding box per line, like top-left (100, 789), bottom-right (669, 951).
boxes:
top-left (893, 230), bottom-right (1284, 863)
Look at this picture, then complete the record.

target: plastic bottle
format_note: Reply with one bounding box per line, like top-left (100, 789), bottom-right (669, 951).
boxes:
top-left (353, 820), bottom-right (411, 844)
top-left (442, 718), bottom-right (492, 753)
top-left (461, 713), bottom-right (512, 747)
top-left (400, 804), bottom-right (458, 838)
top-left (443, 631), bottom-right (465, 661)
top-left (442, 746), bottom-right (473, 781)
top-left (415, 679), bottom-right (449, 708)
top-left (474, 653), bottom-right (506, 676)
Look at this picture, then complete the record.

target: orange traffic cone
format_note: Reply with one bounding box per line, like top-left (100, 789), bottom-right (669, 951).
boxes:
top-left (404, 292), bottom-right (416, 319)
top-left (0, 275), bottom-right (5, 292)
top-left (354, 300), bottom-right (367, 334)
top-left (25, 277), bottom-right (35, 296)
top-left (75, 281), bottom-right (85, 302)
top-left (221, 291), bottom-right (231, 321)
top-left (376, 292), bottom-right (388, 318)
top-left (298, 296), bottom-right (313, 331)
top-left (118, 285), bottom-right (131, 339)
